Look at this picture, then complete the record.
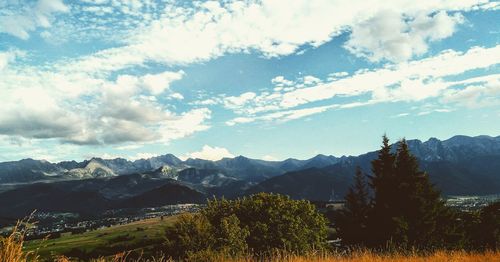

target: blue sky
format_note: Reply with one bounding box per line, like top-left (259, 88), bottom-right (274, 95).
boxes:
top-left (0, 0), bottom-right (499, 162)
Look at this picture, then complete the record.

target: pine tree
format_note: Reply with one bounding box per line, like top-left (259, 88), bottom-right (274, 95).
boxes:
top-left (393, 139), bottom-right (450, 247)
top-left (336, 167), bottom-right (370, 245)
top-left (365, 136), bottom-right (454, 248)
top-left (367, 135), bottom-right (398, 245)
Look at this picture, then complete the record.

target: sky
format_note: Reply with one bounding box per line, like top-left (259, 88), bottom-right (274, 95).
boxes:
top-left (0, 0), bottom-right (499, 162)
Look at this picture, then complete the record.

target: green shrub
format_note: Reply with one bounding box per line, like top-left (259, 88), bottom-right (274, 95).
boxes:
top-left (165, 193), bottom-right (328, 259)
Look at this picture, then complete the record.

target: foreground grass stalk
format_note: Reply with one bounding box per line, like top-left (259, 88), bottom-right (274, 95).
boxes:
top-left (0, 216), bottom-right (40, 262)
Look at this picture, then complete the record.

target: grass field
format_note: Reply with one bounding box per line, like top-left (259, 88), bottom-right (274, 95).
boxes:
top-left (24, 216), bottom-right (178, 259)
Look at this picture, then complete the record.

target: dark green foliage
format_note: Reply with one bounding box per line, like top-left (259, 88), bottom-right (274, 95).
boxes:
top-left (370, 138), bottom-right (456, 248)
top-left (164, 214), bottom-right (214, 258)
top-left (478, 202), bottom-right (500, 249)
top-left (458, 202), bottom-right (500, 250)
top-left (340, 136), bottom-right (461, 249)
top-left (366, 135), bottom-right (398, 245)
top-left (391, 139), bottom-right (452, 247)
top-left (336, 167), bottom-right (370, 245)
top-left (164, 193), bottom-right (328, 258)
top-left (164, 213), bottom-right (248, 258)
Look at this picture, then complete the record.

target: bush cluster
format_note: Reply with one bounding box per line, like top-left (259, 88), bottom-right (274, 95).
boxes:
top-left (164, 193), bottom-right (329, 259)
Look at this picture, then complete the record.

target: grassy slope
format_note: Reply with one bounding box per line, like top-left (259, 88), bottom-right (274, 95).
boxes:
top-left (24, 216), bottom-right (178, 259)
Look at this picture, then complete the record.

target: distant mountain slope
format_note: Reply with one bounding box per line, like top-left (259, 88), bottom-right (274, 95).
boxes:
top-left (246, 135), bottom-right (500, 200)
top-left (246, 164), bottom-right (354, 201)
top-left (421, 155), bottom-right (500, 195)
top-left (405, 135), bottom-right (500, 162)
top-left (0, 178), bottom-right (205, 218)
top-left (0, 159), bottom-right (65, 183)
top-left (177, 168), bottom-right (238, 187)
top-left (300, 154), bottom-right (339, 169)
top-left (176, 167), bottom-right (253, 198)
top-left (119, 183), bottom-right (205, 208)
top-left (31, 171), bottom-right (185, 200)
top-left (0, 183), bottom-right (111, 218)
top-left (211, 156), bottom-right (283, 182)
top-left (64, 159), bottom-right (116, 179)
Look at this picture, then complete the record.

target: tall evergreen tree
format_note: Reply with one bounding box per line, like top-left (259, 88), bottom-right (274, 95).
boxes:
top-left (367, 135), bottom-right (398, 245)
top-left (365, 136), bottom-right (454, 248)
top-left (336, 167), bottom-right (370, 245)
top-left (392, 139), bottom-right (449, 247)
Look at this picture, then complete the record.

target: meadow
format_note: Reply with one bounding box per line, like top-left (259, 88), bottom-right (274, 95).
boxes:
top-left (23, 216), bottom-right (178, 260)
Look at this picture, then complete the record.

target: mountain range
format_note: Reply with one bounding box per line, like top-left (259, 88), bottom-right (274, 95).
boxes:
top-left (0, 135), bottom-right (499, 219)
top-left (0, 152), bottom-right (339, 185)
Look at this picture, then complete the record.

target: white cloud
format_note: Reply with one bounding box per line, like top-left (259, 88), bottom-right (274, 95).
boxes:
top-left (392, 113), bottom-right (410, 118)
top-left (226, 117), bottom-right (256, 126)
top-left (169, 93), bottom-right (184, 100)
top-left (194, 98), bottom-right (220, 106)
top-left (0, 0), bottom-right (69, 39)
top-left (116, 144), bottom-right (143, 150)
top-left (0, 0), bottom-right (498, 151)
top-left (0, 59), bottom-right (210, 145)
top-left (223, 92), bottom-right (257, 112)
top-left (227, 101), bottom-right (374, 125)
top-left (345, 11), bottom-right (464, 62)
top-left (260, 105), bottom-right (336, 122)
top-left (0, 84), bottom-right (89, 140)
top-left (89, 103), bottom-right (211, 146)
top-left (0, 54), bottom-right (8, 71)
top-left (184, 145), bottom-right (235, 161)
top-left (417, 108), bottom-right (453, 116)
top-left (327, 72), bottom-right (349, 81)
top-left (0, 136), bottom-right (80, 162)
top-left (49, 0), bottom-right (494, 75)
top-left (141, 70), bottom-right (185, 95)
top-left (443, 76), bottom-right (500, 107)
top-left (262, 155), bottom-right (278, 161)
top-left (476, 1), bottom-right (500, 10)
top-left (99, 71), bottom-right (187, 125)
top-left (303, 75), bottom-right (322, 85)
top-left (271, 76), bottom-right (294, 87)
top-left (129, 152), bottom-right (159, 161)
top-left (0, 50), bottom-right (25, 71)
top-left (155, 108), bottom-right (212, 144)
top-left (224, 45), bottom-right (500, 124)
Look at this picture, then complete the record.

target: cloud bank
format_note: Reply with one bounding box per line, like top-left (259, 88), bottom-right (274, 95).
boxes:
top-left (224, 45), bottom-right (500, 124)
top-left (184, 145), bottom-right (235, 161)
top-left (0, 0), bottom-right (498, 159)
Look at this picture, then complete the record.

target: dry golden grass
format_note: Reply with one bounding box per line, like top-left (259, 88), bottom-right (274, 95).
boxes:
top-left (0, 216), bottom-right (40, 262)
top-left (263, 250), bottom-right (500, 262)
top-left (54, 252), bottom-right (139, 262)
top-left (3, 244), bottom-right (500, 262)
top-left (74, 250), bottom-right (500, 262)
